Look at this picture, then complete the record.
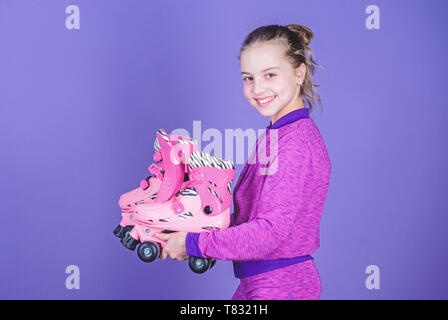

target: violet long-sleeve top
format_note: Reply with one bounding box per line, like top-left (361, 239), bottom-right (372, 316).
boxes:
top-left (186, 107), bottom-right (332, 278)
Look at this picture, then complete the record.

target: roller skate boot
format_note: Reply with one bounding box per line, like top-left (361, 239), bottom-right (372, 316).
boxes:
top-left (127, 150), bottom-right (236, 273)
top-left (113, 129), bottom-right (198, 241)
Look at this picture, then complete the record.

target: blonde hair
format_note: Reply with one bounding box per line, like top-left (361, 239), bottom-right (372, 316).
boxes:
top-left (238, 24), bottom-right (324, 113)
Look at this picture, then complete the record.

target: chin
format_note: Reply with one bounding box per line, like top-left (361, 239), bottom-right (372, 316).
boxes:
top-left (253, 106), bottom-right (270, 116)
top-left (254, 105), bottom-right (277, 118)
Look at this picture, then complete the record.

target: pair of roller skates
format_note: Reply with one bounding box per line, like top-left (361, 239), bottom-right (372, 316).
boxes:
top-left (113, 129), bottom-right (235, 273)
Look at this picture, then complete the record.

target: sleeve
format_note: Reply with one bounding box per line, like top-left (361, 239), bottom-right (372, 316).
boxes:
top-left (229, 212), bottom-right (236, 227)
top-left (185, 212), bottom-right (236, 259)
top-left (187, 139), bottom-right (310, 261)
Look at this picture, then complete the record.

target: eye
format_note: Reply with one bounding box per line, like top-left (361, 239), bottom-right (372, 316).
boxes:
top-left (242, 74), bottom-right (276, 82)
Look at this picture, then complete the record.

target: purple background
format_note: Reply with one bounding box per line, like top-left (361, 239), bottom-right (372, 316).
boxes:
top-left (1, 0), bottom-right (447, 299)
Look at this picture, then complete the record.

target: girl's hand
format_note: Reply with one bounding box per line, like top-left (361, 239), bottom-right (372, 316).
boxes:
top-left (154, 231), bottom-right (189, 261)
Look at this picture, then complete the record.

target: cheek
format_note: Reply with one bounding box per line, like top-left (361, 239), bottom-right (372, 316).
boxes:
top-left (275, 83), bottom-right (295, 101)
top-left (243, 85), bottom-right (251, 100)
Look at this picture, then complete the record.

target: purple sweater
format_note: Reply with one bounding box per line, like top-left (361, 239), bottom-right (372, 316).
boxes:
top-left (186, 108), bottom-right (331, 278)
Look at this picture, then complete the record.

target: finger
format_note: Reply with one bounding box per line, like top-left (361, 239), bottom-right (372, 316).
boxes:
top-left (160, 249), bottom-right (168, 260)
top-left (154, 232), bottom-right (170, 241)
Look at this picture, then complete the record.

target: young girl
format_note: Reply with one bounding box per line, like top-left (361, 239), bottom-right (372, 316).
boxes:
top-left (155, 24), bottom-right (331, 300)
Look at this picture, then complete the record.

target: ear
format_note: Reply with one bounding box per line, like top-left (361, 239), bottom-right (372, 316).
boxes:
top-left (295, 62), bottom-right (306, 83)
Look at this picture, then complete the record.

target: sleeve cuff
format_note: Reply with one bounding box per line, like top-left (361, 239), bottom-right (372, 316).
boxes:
top-left (185, 232), bottom-right (206, 258)
top-left (230, 213), bottom-right (235, 226)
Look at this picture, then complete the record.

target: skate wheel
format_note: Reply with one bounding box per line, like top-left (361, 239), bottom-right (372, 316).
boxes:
top-left (137, 242), bottom-right (160, 263)
top-left (189, 257), bottom-right (211, 274)
top-left (121, 229), bottom-right (138, 251)
top-left (113, 225), bottom-right (124, 238)
top-left (114, 225), bottom-right (133, 239)
top-left (121, 225), bottom-right (134, 239)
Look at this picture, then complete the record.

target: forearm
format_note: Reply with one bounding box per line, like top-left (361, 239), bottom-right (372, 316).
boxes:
top-left (186, 215), bottom-right (292, 261)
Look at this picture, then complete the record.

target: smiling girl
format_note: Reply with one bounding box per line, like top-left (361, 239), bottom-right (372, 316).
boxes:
top-left (155, 24), bottom-right (332, 300)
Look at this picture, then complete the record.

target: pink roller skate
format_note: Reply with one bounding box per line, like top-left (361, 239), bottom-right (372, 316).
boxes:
top-left (113, 129), bottom-right (198, 241)
top-left (124, 150), bottom-right (236, 273)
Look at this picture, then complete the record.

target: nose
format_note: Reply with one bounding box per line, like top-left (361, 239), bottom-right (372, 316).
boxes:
top-left (252, 80), bottom-right (266, 96)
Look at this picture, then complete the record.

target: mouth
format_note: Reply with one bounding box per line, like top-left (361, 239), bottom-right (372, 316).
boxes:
top-left (255, 95), bottom-right (277, 108)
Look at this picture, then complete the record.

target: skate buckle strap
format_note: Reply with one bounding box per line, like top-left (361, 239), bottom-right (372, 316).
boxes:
top-left (171, 196), bottom-right (185, 214)
top-left (189, 167), bottom-right (207, 183)
top-left (140, 178), bottom-right (149, 190)
top-left (148, 163), bottom-right (163, 179)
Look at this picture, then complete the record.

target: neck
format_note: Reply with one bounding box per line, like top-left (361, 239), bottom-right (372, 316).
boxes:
top-left (271, 103), bottom-right (305, 126)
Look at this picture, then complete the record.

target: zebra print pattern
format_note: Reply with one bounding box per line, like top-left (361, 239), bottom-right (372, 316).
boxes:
top-left (208, 187), bottom-right (223, 203)
top-left (188, 151), bottom-right (235, 170)
top-left (207, 179), bottom-right (232, 195)
top-left (209, 181), bottom-right (217, 187)
top-left (154, 138), bottom-right (160, 152)
top-left (179, 187), bottom-right (198, 196)
top-left (150, 193), bottom-right (157, 200)
top-left (178, 212), bottom-right (193, 220)
top-left (177, 137), bottom-right (199, 145)
top-left (154, 129), bottom-right (171, 152)
top-left (202, 226), bottom-right (220, 231)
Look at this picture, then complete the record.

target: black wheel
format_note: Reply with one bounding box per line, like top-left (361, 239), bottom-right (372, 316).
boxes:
top-left (121, 234), bottom-right (139, 250)
top-left (114, 225), bottom-right (133, 239)
top-left (189, 257), bottom-right (211, 274)
top-left (120, 226), bottom-right (138, 251)
top-left (113, 224), bottom-right (124, 238)
top-left (122, 225), bottom-right (133, 236)
top-left (137, 242), bottom-right (160, 263)
top-left (210, 259), bottom-right (216, 270)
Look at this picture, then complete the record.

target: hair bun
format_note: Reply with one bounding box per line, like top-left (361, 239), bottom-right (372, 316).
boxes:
top-left (286, 24), bottom-right (313, 47)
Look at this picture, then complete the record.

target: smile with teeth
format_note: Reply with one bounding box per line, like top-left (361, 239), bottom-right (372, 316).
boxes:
top-left (256, 95), bottom-right (277, 106)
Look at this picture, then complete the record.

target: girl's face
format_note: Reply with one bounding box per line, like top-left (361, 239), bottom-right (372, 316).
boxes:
top-left (240, 40), bottom-right (306, 125)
